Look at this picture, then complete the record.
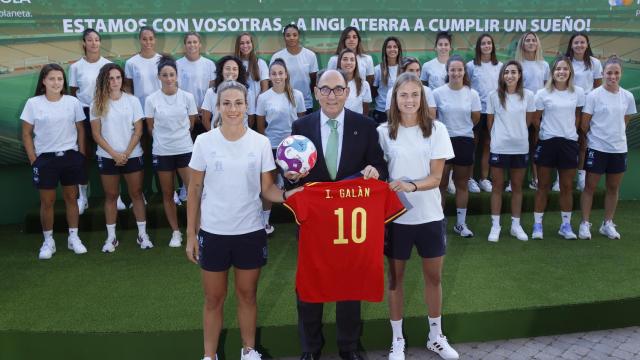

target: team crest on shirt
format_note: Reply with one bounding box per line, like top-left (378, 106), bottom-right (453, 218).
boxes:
top-left (214, 161), bottom-right (223, 172)
top-left (586, 150), bottom-right (595, 167)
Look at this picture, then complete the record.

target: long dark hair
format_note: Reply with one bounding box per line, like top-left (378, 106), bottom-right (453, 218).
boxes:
top-left (335, 26), bottom-right (365, 56)
top-left (34, 64), bottom-right (68, 96)
top-left (380, 36), bottom-right (402, 87)
top-left (336, 48), bottom-right (363, 96)
top-left (387, 73), bottom-right (433, 140)
top-left (214, 55), bottom-right (248, 92)
top-left (565, 32), bottom-right (595, 70)
top-left (473, 33), bottom-right (498, 66)
top-left (156, 54), bottom-right (177, 75)
top-left (497, 60), bottom-right (524, 110)
top-left (269, 58), bottom-right (296, 106)
top-left (235, 32), bottom-right (260, 81)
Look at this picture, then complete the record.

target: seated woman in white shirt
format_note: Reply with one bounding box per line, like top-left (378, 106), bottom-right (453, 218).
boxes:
top-left (336, 48), bottom-right (372, 115)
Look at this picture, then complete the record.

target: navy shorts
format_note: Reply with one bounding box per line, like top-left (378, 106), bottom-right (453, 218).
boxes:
top-left (385, 220), bottom-right (447, 260)
top-left (198, 229), bottom-right (268, 272)
top-left (372, 110), bottom-right (388, 124)
top-left (473, 113), bottom-right (488, 131)
top-left (534, 137), bottom-right (579, 169)
top-left (32, 150), bottom-right (87, 189)
top-left (82, 107), bottom-right (94, 141)
top-left (489, 153), bottom-right (529, 169)
top-left (446, 137), bottom-right (475, 166)
top-left (584, 148), bottom-right (627, 174)
top-left (97, 155), bottom-right (144, 175)
top-left (152, 153), bottom-right (191, 171)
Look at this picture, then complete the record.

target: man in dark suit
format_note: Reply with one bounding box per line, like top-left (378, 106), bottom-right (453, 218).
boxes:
top-left (285, 69), bottom-right (388, 360)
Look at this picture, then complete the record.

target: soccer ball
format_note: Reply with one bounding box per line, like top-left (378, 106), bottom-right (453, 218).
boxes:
top-left (276, 135), bottom-right (317, 174)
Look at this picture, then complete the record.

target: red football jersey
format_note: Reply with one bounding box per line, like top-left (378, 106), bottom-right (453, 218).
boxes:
top-left (284, 178), bottom-right (406, 303)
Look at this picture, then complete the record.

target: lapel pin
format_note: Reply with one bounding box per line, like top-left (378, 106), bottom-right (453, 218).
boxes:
top-left (353, 131), bottom-right (358, 135)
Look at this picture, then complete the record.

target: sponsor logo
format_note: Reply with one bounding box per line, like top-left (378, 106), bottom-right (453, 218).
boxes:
top-left (609, 0), bottom-right (634, 6)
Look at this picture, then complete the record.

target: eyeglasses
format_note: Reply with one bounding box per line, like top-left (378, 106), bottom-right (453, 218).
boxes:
top-left (318, 86), bottom-right (346, 96)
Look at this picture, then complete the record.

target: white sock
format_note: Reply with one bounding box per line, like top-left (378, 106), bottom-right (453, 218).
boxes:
top-left (262, 210), bottom-right (271, 225)
top-left (69, 228), bottom-right (79, 237)
top-left (106, 224), bottom-right (116, 239)
top-left (491, 215), bottom-right (500, 227)
top-left (79, 184), bottom-right (88, 199)
top-left (533, 212), bottom-right (544, 224)
top-left (561, 211), bottom-right (572, 225)
top-left (390, 319), bottom-right (403, 340)
top-left (511, 217), bottom-right (520, 226)
top-left (136, 221), bottom-right (147, 236)
top-left (43, 230), bottom-right (53, 241)
top-left (428, 316), bottom-right (442, 341)
top-left (578, 169), bottom-right (586, 177)
top-left (456, 208), bottom-right (467, 226)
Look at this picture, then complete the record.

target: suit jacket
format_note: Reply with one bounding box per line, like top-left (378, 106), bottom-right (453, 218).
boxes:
top-left (289, 108), bottom-right (388, 186)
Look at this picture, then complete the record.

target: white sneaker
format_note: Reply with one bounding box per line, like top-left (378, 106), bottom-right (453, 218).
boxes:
top-left (38, 239), bottom-right (56, 260)
top-left (552, 180), bottom-right (560, 192)
top-left (528, 178), bottom-right (538, 190)
top-left (505, 181), bottom-right (512, 193)
top-left (558, 223), bottom-right (577, 240)
top-left (488, 225), bottom-right (501, 242)
top-left (173, 191), bottom-right (182, 206)
top-left (102, 237), bottom-right (119, 253)
top-left (202, 356), bottom-right (218, 360)
top-left (77, 197), bottom-right (88, 215)
top-left (531, 223), bottom-right (544, 240)
top-left (389, 337), bottom-right (405, 360)
top-left (116, 196), bottom-right (127, 211)
top-left (67, 235), bottom-right (88, 254)
top-left (137, 233), bottom-right (154, 249)
top-left (577, 170), bottom-right (586, 191)
top-left (265, 223), bottom-right (275, 236)
top-left (240, 348), bottom-right (262, 360)
top-left (453, 223), bottom-right (474, 238)
top-left (468, 179), bottom-right (481, 193)
top-left (128, 194), bottom-right (148, 209)
top-left (578, 221), bottom-right (592, 240)
top-left (169, 230), bottom-right (182, 247)
top-left (447, 172), bottom-right (456, 195)
top-left (427, 334), bottom-right (459, 360)
top-left (178, 185), bottom-right (188, 202)
top-left (599, 221), bottom-right (621, 239)
top-left (478, 178), bottom-right (493, 192)
top-left (510, 224), bottom-right (528, 241)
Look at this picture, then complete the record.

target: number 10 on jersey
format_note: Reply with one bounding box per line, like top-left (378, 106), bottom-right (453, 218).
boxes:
top-left (333, 207), bottom-right (367, 244)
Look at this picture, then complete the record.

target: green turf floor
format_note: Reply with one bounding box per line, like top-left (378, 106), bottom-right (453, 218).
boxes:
top-left (2, 202), bottom-right (640, 334)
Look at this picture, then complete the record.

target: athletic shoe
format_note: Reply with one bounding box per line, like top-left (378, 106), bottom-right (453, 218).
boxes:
top-left (137, 233), bottom-right (154, 249)
top-left (77, 196), bottom-right (88, 215)
top-left (169, 230), bottom-right (182, 247)
top-left (468, 179), bottom-right (481, 193)
top-left (488, 225), bottom-right (501, 242)
top-left (447, 172), bottom-right (456, 194)
top-left (578, 221), bottom-right (592, 240)
top-left (240, 348), bottom-right (262, 360)
top-left (576, 170), bottom-right (586, 191)
top-left (102, 237), bottom-right (119, 253)
top-left (178, 185), bottom-right (188, 202)
top-left (389, 338), bottom-right (405, 360)
top-left (128, 194), bottom-right (148, 209)
top-left (528, 178), bottom-right (538, 190)
top-left (558, 223), bottom-right (577, 240)
top-left (67, 234), bottom-right (88, 254)
top-left (427, 334), bottom-right (459, 360)
top-left (202, 356), bottom-right (218, 360)
top-left (173, 191), bottom-right (182, 206)
top-left (265, 223), bottom-right (275, 236)
top-left (505, 181), bottom-right (512, 193)
top-left (453, 223), bottom-right (474, 238)
top-left (599, 221), bottom-right (621, 239)
top-left (116, 196), bottom-right (127, 211)
top-left (38, 239), bottom-right (56, 260)
top-left (531, 223), bottom-right (544, 240)
top-left (510, 224), bottom-right (528, 241)
top-left (478, 178), bottom-right (493, 192)
top-left (551, 180), bottom-right (560, 192)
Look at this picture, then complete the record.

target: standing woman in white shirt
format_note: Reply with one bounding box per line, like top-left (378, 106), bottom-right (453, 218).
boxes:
top-left (327, 26), bottom-right (375, 88)
top-left (90, 63), bottom-right (151, 252)
top-left (186, 80), bottom-right (300, 360)
top-left (201, 56), bottom-right (249, 130)
top-left (486, 61), bottom-right (536, 242)
top-left (177, 32), bottom-right (216, 137)
top-left (531, 56), bottom-right (585, 240)
top-left (579, 56), bottom-right (636, 240)
top-left (270, 24), bottom-right (319, 114)
top-left (466, 33), bottom-right (503, 193)
top-left (384, 57), bottom-right (437, 120)
top-left (421, 31), bottom-right (452, 90)
top-left (372, 36), bottom-right (402, 123)
top-left (337, 48), bottom-right (372, 115)
top-left (565, 32), bottom-right (603, 191)
top-left (235, 33), bottom-right (269, 129)
top-left (125, 26), bottom-right (162, 110)
top-left (378, 72), bottom-right (458, 360)
top-left (21, 64), bottom-right (88, 259)
top-left (515, 31), bottom-right (550, 191)
top-left (69, 28), bottom-right (112, 213)
top-left (145, 55), bottom-right (198, 248)
top-left (434, 55), bottom-right (482, 238)
top-left (256, 58), bottom-right (306, 234)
